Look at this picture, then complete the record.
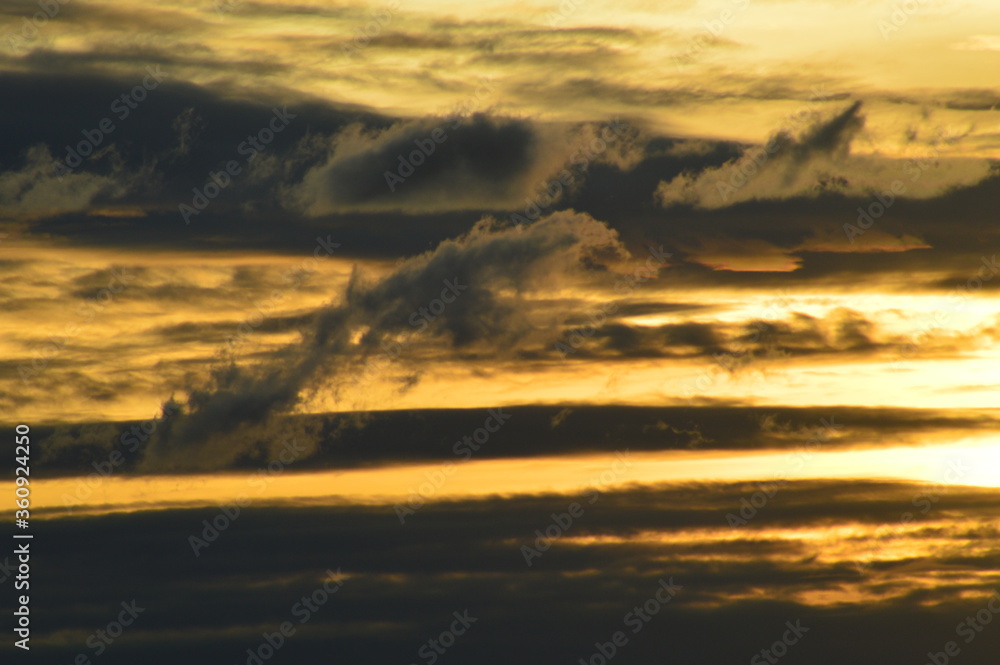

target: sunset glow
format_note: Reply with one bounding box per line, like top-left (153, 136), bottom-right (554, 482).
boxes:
top-left (3, 1), bottom-right (1000, 663)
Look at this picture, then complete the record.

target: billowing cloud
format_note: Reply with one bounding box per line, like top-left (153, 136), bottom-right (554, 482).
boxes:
top-left (141, 211), bottom-right (633, 470)
top-left (0, 145), bottom-right (140, 220)
top-left (655, 102), bottom-right (994, 210)
top-left (287, 114), bottom-right (641, 214)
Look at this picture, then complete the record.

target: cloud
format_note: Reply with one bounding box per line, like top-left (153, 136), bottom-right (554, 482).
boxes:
top-left (655, 101), bottom-right (994, 210)
top-left (951, 35), bottom-right (1000, 52)
top-left (0, 145), bottom-right (139, 220)
top-left (37, 396), bottom-right (1000, 475)
top-left (23, 477), bottom-right (1000, 664)
top-left (140, 211), bottom-right (631, 470)
top-left (287, 114), bottom-right (640, 214)
top-left (551, 308), bottom-right (893, 363)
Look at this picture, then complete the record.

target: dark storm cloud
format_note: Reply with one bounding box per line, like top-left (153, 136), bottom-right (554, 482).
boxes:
top-left (296, 115), bottom-right (540, 213)
top-left (12, 481), bottom-right (1000, 664)
top-left (0, 70), bottom-right (623, 255)
top-left (0, 69), bottom-right (382, 219)
top-left (31, 403), bottom-right (1000, 475)
top-left (4, 70), bottom-right (1000, 289)
top-left (287, 111), bottom-right (648, 215)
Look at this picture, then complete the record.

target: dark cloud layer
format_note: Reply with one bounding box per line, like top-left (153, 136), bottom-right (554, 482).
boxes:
top-left (5, 481), bottom-right (999, 664)
top-left (27, 404), bottom-right (999, 475)
top-left (3, 71), bottom-right (998, 291)
top-left (1, 73), bottom-right (995, 292)
top-left (296, 114), bottom-right (542, 213)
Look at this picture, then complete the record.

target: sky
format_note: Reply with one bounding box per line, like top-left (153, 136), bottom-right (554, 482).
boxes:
top-left (1, 0), bottom-right (1000, 663)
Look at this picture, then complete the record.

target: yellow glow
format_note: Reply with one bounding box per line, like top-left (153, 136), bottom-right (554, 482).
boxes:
top-left (24, 437), bottom-right (1000, 519)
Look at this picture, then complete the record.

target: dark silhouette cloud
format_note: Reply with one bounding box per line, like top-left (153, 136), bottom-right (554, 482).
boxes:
top-left (10, 480), bottom-right (1000, 664)
top-left (138, 211), bottom-right (630, 470)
